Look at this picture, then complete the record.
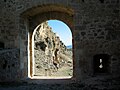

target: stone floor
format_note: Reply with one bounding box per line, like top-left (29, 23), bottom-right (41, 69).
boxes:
top-left (0, 75), bottom-right (120, 90)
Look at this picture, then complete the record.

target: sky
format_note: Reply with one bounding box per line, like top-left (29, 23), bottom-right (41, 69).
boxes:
top-left (48, 20), bottom-right (72, 46)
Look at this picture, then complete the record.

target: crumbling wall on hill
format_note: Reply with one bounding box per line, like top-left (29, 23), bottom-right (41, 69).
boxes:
top-left (34, 21), bottom-right (73, 76)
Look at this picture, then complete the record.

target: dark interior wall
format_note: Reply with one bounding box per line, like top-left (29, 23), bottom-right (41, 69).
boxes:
top-left (0, 49), bottom-right (20, 82)
top-left (0, 0), bottom-right (120, 82)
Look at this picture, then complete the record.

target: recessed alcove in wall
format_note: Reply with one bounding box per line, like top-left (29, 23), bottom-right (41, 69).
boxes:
top-left (93, 54), bottom-right (110, 74)
top-left (0, 42), bottom-right (4, 50)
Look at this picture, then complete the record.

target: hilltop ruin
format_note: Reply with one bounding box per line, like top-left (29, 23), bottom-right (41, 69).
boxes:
top-left (34, 22), bottom-right (73, 77)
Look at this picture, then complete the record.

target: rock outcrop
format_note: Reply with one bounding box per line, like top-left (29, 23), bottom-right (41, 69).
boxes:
top-left (34, 21), bottom-right (73, 77)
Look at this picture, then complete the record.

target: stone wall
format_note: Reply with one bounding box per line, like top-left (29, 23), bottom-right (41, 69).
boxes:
top-left (0, 49), bottom-right (20, 82)
top-left (0, 0), bottom-right (119, 87)
top-left (34, 21), bottom-right (73, 77)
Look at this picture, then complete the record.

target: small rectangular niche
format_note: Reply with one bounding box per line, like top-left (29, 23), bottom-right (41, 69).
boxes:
top-left (0, 42), bottom-right (4, 50)
top-left (93, 54), bottom-right (110, 74)
top-left (99, 0), bottom-right (104, 3)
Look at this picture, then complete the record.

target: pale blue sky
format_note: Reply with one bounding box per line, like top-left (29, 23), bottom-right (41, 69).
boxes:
top-left (48, 20), bottom-right (72, 46)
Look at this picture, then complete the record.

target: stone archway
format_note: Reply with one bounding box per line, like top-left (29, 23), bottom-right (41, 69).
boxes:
top-left (32, 20), bottom-right (73, 78)
top-left (22, 5), bottom-right (74, 78)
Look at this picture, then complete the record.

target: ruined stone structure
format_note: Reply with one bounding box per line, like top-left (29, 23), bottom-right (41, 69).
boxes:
top-left (0, 0), bottom-right (120, 89)
top-left (34, 21), bottom-right (73, 77)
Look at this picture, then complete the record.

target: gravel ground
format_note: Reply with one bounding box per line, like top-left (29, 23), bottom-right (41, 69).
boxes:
top-left (0, 75), bottom-right (120, 90)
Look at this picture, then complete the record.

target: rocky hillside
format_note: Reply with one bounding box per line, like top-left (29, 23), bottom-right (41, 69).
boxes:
top-left (34, 21), bottom-right (73, 77)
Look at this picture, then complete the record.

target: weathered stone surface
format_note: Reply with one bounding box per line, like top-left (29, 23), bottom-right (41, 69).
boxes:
top-left (34, 22), bottom-right (73, 77)
top-left (0, 49), bottom-right (20, 82)
top-left (0, 0), bottom-right (120, 89)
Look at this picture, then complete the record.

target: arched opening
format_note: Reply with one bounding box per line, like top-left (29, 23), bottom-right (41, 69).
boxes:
top-left (31, 20), bottom-right (73, 79)
top-left (25, 5), bottom-right (74, 80)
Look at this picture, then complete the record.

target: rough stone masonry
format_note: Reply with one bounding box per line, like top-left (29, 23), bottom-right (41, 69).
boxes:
top-left (34, 21), bottom-right (73, 77)
top-left (0, 0), bottom-right (120, 90)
